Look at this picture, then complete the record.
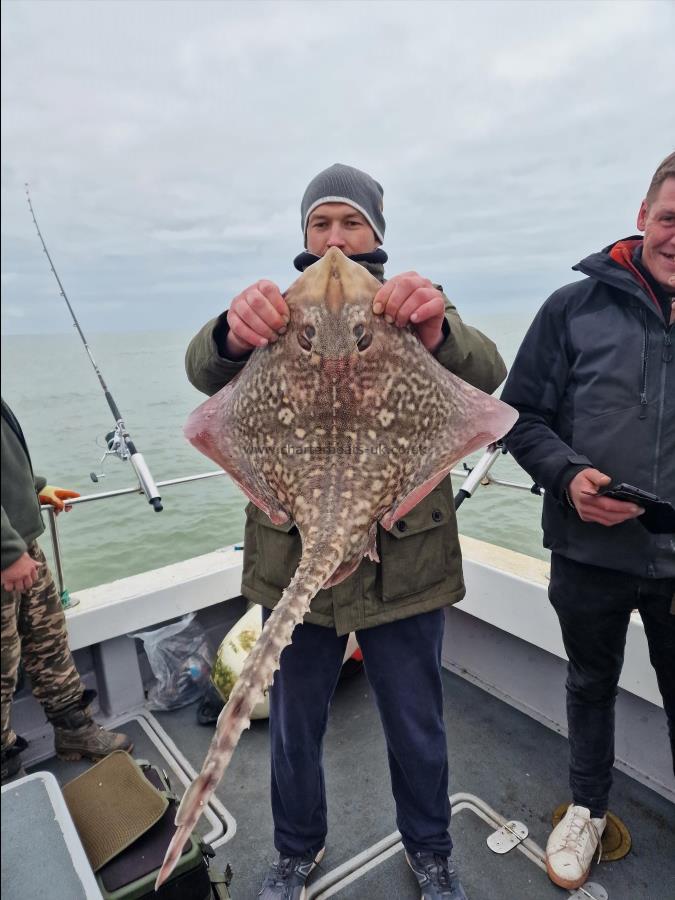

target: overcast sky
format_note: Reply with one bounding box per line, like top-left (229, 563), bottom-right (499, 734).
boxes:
top-left (2, 0), bottom-right (674, 335)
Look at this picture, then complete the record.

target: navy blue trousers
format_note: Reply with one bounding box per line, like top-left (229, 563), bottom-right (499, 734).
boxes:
top-left (262, 607), bottom-right (452, 858)
top-left (549, 553), bottom-right (675, 817)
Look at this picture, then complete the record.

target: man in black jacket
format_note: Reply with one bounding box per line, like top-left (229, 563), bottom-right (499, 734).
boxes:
top-left (501, 152), bottom-right (675, 891)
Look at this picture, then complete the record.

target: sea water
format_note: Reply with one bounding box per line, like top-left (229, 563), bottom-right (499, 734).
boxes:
top-left (1, 315), bottom-right (547, 593)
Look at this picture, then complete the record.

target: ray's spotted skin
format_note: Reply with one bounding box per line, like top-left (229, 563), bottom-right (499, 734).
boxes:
top-left (156, 248), bottom-right (517, 888)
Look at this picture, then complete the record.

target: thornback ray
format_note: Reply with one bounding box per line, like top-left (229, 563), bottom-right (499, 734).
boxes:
top-left (156, 247), bottom-right (517, 888)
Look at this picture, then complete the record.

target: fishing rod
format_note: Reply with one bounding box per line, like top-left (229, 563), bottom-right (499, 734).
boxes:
top-left (454, 441), bottom-right (544, 509)
top-left (25, 184), bottom-right (163, 512)
top-left (454, 443), bottom-right (504, 509)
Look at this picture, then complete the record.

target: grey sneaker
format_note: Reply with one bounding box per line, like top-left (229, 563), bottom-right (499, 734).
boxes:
top-left (258, 847), bottom-right (325, 899)
top-left (405, 851), bottom-right (468, 900)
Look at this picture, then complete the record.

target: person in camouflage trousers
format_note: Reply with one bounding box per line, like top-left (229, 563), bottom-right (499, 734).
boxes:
top-left (1, 398), bottom-right (132, 783)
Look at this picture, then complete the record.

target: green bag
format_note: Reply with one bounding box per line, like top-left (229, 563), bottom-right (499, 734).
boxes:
top-left (95, 760), bottom-right (232, 900)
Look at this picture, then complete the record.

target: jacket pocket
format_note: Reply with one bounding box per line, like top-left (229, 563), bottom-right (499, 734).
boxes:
top-left (377, 488), bottom-right (452, 602)
top-left (245, 503), bottom-right (301, 590)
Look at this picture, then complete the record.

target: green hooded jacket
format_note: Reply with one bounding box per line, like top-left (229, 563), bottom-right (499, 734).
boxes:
top-left (185, 262), bottom-right (506, 634)
top-left (1, 399), bottom-right (47, 570)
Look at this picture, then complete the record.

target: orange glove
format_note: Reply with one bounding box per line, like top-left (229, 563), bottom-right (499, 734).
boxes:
top-left (38, 485), bottom-right (80, 512)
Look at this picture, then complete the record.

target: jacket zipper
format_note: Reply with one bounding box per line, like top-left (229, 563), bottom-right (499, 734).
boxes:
top-left (652, 324), bottom-right (673, 493)
top-left (639, 309), bottom-right (649, 419)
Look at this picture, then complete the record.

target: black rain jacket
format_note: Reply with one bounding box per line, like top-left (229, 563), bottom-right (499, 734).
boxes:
top-left (501, 237), bottom-right (674, 579)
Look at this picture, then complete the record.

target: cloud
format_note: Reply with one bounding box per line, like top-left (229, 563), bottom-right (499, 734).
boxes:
top-left (1, 0), bottom-right (674, 334)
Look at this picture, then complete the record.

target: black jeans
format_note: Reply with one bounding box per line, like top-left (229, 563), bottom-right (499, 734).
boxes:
top-left (549, 553), bottom-right (675, 817)
top-left (262, 607), bottom-right (452, 859)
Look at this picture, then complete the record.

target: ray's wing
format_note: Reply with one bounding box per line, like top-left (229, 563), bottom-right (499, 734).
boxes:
top-left (184, 372), bottom-right (290, 525)
top-left (380, 369), bottom-right (517, 530)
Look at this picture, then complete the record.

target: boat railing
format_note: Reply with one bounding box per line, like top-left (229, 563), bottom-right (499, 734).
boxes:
top-left (41, 471), bottom-right (230, 606)
top-left (41, 450), bottom-right (540, 606)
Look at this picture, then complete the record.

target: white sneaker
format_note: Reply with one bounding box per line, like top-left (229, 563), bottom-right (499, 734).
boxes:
top-left (545, 804), bottom-right (606, 889)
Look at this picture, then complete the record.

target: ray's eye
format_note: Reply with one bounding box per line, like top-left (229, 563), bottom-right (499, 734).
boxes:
top-left (353, 323), bottom-right (372, 352)
top-left (298, 324), bottom-right (315, 352)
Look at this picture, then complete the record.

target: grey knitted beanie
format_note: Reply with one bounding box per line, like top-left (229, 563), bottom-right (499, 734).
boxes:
top-left (301, 163), bottom-right (385, 245)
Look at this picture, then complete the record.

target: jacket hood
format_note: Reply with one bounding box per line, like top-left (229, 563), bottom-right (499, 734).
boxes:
top-left (573, 236), bottom-right (662, 317)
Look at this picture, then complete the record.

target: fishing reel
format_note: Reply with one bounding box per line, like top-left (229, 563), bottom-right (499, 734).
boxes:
top-left (90, 424), bottom-right (131, 482)
top-left (89, 423), bottom-right (163, 512)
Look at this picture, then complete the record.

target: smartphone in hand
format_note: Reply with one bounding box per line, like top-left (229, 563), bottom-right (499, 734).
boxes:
top-left (597, 483), bottom-right (675, 534)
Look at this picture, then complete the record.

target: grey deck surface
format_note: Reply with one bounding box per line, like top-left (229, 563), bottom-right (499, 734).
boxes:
top-left (27, 668), bottom-right (674, 899)
top-left (154, 668), bottom-right (675, 900)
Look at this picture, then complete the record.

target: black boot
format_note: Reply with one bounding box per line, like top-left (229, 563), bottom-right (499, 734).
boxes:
top-left (197, 681), bottom-right (225, 726)
top-left (1, 735), bottom-right (28, 784)
top-left (50, 690), bottom-right (133, 761)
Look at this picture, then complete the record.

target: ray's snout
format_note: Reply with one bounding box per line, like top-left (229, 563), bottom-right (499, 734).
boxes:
top-left (290, 246), bottom-right (382, 314)
top-left (322, 245), bottom-right (350, 269)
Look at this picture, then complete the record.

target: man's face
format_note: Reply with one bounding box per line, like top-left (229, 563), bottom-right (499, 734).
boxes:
top-left (637, 177), bottom-right (675, 290)
top-left (306, 203), bottom-right (379, 257)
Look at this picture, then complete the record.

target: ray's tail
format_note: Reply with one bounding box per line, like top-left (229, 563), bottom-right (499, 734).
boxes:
top-left (155, 541), bottom-right (342, 889)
